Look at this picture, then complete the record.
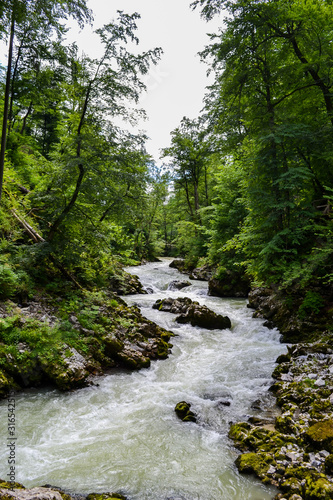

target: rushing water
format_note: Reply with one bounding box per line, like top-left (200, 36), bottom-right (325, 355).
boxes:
top-left (0, 259), bottom-right (287, 499)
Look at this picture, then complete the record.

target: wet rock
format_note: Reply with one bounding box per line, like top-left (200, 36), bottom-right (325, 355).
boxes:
top-left (116, 346), bottom-right (151, 370)
top-left (153, 297), bottom-right (231, 330)
top-left (305, 420), bottom-right (333, 452)
top-left (208, 269), bottom-right (250, 298)
top-left (235, 452), bottom-right (274, 478)
top-left (167, 280), bottom-right (191, 291)
top-left (39, 346), bottom-right (92, 391)
top-left (153, 297), bottom-right (192, 314)
top-left (174, 401), bottom-right (197, 423)
top-left (169, 259), bottom-right (188, 272)
top-left (0, 482), bottom-right (127, 500)
top-left (86, 493), bottom-right (127, 500)
top-left (0, 487), bottom-right (64, 500)
top-left (189, 265), bottom-right (215, 281)
top-left (109, 272), bottom-right (147, 296)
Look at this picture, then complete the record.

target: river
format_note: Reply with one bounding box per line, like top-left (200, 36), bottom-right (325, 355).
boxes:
top-left (0, 258), bottom-right (287, 499)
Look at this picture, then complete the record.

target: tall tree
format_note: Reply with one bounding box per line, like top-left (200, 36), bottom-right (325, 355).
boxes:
top-left (0, 0), bottom-right (92, 203)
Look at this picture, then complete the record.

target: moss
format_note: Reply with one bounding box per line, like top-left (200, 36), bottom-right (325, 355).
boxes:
top-left (235, 452), bottom-right (274, 478)
top-left (275, 414), bottom-right (298, 435)
top-left (156, 339), bottom-right (170, 359)
top-left (305, 420), bottom-right (333, 452)
top-left (228, 422), bottom-right (252, 450)
top-left (0, 480), bottom-right (25, 489)
top-left (272, 363), bottom-right (290, 379)
top-left (305, 477), bottom-right (333, 499)
top-left (175, 401), bottom-right (197, 423)
top-left (280, 477), bottom-right (302, 495)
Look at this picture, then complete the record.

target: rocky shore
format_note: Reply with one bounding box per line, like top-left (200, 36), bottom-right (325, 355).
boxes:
top-left (0, 480), bottom-right (127, 500)
top-left (170, 259), bottom-right (333, 499)
top-left (230, 340), bottom-right (333, 499)
top-left (0, 283), bottom-right (173, 398)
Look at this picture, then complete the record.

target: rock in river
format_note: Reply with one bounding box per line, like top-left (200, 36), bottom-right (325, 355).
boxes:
top-left (153, 297), bottom-right (231, 330)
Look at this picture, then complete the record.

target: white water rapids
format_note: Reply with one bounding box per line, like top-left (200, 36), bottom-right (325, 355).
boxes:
top-left (0, 259), bottom-right (287, 499)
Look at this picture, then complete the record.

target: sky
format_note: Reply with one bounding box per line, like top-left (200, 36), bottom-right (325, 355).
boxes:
top-left (66, 0), bottom-right (223, 163)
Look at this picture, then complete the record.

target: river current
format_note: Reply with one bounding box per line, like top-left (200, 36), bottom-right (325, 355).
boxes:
top-left (0, 259), bottom-right (287, 499)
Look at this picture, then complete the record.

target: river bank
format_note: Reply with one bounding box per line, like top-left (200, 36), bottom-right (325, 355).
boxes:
top-left (175, 261), bottom-right (333, 499)
top-left (0, 258), bottom-right (284, 499)
top-left (0, 274), bottom-right (173, 398)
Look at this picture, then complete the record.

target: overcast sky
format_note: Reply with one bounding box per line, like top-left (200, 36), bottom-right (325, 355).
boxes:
top-left (67, 0), bottom-right (223, 163)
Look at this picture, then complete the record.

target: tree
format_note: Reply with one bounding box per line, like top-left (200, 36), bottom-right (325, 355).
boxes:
top-left (162, 117), bottom-right (212, 220)
top-left (0, 0), bottom-right (92, 203)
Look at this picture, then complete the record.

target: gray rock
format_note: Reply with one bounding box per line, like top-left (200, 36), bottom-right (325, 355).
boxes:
top-left (0, 487), bottom-right (63, 500)
top-left (167, 280), bottom-right (191, 291)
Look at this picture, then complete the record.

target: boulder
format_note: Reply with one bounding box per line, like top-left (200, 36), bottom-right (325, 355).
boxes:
top-left (176, 303), bottom-right (231, 330)
top-left (38, 346), bottom-right (92, 391)
top-left (167, 280), bottom-right (191, 291)
top-left (169, 259), bottom-right (187, 272)
top-left (0, 482), bottom-right (127, 500)
top-left (305, 420), bottom-right (333, 452)
top-left (109, 272), bottom-right (147, 295)
top-left (0, 487), bottom-right (64, 500)
top-left (189, 265), bottom-right (215, 281)
top-left (153, 297), bottom-right (231, 330)
top-left (208, 268), bottom-right (250, 298)
top-left (153, 297), bottom-right (192, 314)
top-left (174, 401), bottom-right (197, 422)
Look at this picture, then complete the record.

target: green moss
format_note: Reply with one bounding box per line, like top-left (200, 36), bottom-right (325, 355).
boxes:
top-left (235, 452), bottom-right (274, 478)
top-left (325, 454), bottom-right (333, 475)
top-left (175, 401), bottom-right (197, 423)
top-left (156, 339), bottom-right (170, 359)
top-left (280, 477), bottom-right (302, 495)
top-left (0, 480), bottom-right (25, 489)
top-left (305, 477), bottom-right (333, 499)
top-left (305, 420), bottom-right (333, 452)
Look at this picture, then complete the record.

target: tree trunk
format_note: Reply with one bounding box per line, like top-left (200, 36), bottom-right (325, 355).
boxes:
top-left (47, 81), bottom-right (92, 241)
top-left (0, 9), bottom-right (15, 204)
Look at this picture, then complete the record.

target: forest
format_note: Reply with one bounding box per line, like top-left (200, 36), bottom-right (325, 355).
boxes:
top-left (0, 0), bottom-right (332, 369)
top-left (1, 0), bottom-right (333, 310)
top-left (1, 1), bottom-right (333, 499)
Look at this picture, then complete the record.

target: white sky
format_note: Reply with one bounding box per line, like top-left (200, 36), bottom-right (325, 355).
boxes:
top-left (66, 0), bottom-right (223, 163)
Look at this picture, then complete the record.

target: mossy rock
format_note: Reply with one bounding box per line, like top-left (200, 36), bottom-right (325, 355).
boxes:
top-left (305, 477), bottom-right (333, 499)
top-left (305, 420), bottom-right (333, 452)
top-left (272, 363), bottom-right (290, 379)
top-left (0, 481), bottom-right (25, 489)
top-left (235, 452), bottom-right (274, 478)
top-left (275, 414), bottom-right (298, 435)
top-left (116, 351), bottom-right (150, 370)
top-left (174, 401), bottom-right (197, 423)
top-left (102, 334), bottom-right (124, 357)
top-left (325, 454), bottom-right (333, 475)
top-left (0, 370), bottom-right (19, 398)
top-left (281, 477), bottom-right (302, 495)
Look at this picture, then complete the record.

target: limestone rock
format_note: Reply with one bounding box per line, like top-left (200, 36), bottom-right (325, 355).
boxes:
top-left (0, 487), bottom-right (64, 500)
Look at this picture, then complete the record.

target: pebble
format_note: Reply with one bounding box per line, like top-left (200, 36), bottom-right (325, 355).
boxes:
top-left (315, 378), bottom-right (326, 387)
top-left (319, 450), bottom-right (330, 458)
